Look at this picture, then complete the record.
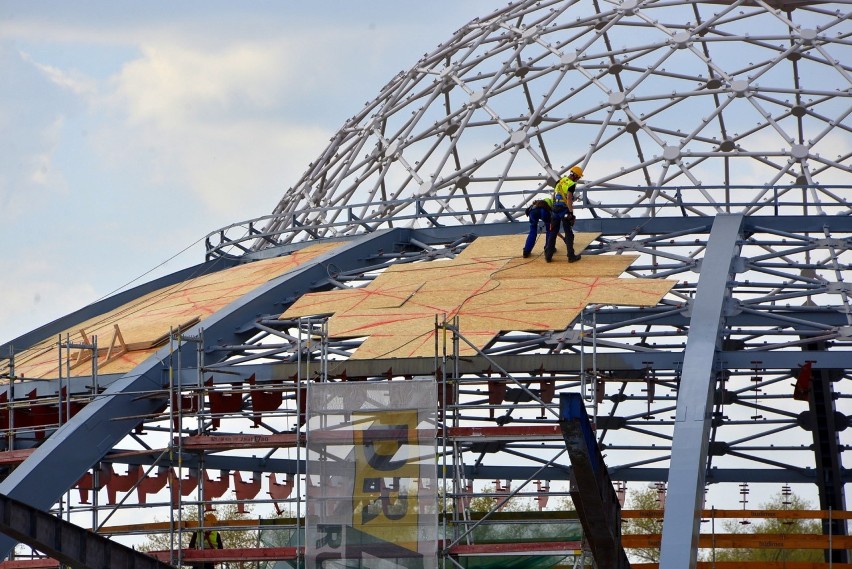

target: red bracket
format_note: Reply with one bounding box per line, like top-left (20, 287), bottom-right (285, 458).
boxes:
top-left (234, 471), bottom-right (262, 513)
top-left (248, 374), bottom-right (284, 427)
top-left (137, 467), bottom-right (169, 504)
top-left (206, 378), bottom-right (244, 428)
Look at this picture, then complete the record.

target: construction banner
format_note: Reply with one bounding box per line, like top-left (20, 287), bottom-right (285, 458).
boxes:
top-left (306, 380), bottom-right (438, 569)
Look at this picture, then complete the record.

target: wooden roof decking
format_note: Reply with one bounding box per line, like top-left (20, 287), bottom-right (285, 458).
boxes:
top-left (282, 234), bottom-right (675, 359)
top-left (10, 243), bottom-right (340, 380)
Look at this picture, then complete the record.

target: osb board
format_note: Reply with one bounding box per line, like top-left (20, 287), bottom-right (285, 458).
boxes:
top-left (11, 242), bottom-right (340, 380)
top-left (494, 254), bottom-right (639, 279)
top-left (326, 306), bottom-right (437, 339)
top-left (457, 232), bottom-right (600, 261)
top-left (284, 282), bottom-right (427, 321)
top-left (520, 276), bottom-right (675, 307)
top-left (376, 257), bottom-right (500, 286)
top-left (278, 234), bottom-right (675, 360)
top-left (561, 276), bottom-right (675, 306)
top-left (352, 321), bottom-right (495, 360)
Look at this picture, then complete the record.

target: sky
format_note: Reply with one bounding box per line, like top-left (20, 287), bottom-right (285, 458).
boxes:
top-left (0, 1), bottom-right (497, 345)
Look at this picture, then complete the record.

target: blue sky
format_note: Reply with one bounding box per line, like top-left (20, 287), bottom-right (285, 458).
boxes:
top-left (0, 2), bottom-right (496, 344)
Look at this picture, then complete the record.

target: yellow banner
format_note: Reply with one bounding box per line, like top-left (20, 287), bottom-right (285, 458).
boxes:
top-left (353, 410), bottom-right (421, 549)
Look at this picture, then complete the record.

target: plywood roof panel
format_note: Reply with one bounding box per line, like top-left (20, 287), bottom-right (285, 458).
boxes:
top-left (12, 242), bottom-right (340, 379)
top-left (280, 234), bottom-right (675, 360)
top-left (495, 254), bottom-right (639, 279)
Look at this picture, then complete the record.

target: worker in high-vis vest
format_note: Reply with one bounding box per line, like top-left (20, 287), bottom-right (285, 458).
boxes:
top-left (544, 165), bottom-right (584, 263)
top-left (189, 512), bottom-right (223, 569)
top-left (522, 196), bottom-right (553, 258)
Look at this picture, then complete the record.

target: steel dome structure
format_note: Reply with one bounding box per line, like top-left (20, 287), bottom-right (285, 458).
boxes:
top-left (245, 0), bottom-right (852, 247)
top-left (0, 1), bottom-right (850, 568)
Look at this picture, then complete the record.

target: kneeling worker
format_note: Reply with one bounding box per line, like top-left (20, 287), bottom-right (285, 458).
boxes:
top-left (522, 195), bottom-right (553, 258)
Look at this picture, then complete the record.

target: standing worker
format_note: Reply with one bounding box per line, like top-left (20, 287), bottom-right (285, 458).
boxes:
top-left (189, 512), bottom-right (223, 569)
top-left (544, 165), bottom-right (584, 263)
top-left (522, 195), bottom-right (553, 258)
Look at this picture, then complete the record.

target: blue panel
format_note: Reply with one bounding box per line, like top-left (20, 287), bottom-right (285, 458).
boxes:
top-left (559, 391), bottom-right (587, 422)
top-left (559, 392), bottom-right (597, 474)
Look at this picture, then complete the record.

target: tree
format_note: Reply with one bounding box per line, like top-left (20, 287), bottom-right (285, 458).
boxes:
top-left (467, 485), bottom-right (538, 513)
top-left (464, 485), bottom-right (582, 554)
top-left (553, 494), bottom-right (577, 511)
top-left (139, 503), bottom-right (260, 569)
top-left (701, 492), bottom-right (822, 563)
top-left (621, 486), bottom-right (665, 564)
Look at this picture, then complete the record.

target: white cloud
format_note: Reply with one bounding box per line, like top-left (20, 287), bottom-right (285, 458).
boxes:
top-left (86, 38), bottom-right (343, 219)
top-left (110, 42), bottom-right (293, 126)
top-left (176, 120), bottom-right (332, 217)
top-left (22, 51), bottom-right (97, 98)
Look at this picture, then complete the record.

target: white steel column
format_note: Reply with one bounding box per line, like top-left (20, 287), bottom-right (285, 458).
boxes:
top-left (659, 214), bottom-right (743, 569)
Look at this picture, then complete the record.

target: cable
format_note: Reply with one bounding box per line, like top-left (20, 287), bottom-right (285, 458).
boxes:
top-left (92, 236), bottom-right (210, 305)
top-left (12, 237), bottom-right (225, 369)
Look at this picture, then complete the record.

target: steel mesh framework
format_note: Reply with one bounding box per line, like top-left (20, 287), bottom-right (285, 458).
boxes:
top-left (0, 1), bottom-right (850, 568)
top-left (247, 0), bottom-right (851, 249)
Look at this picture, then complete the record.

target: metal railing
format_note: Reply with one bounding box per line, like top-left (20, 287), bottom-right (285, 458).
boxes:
top-left (204, 185), bottom-right (851, 260)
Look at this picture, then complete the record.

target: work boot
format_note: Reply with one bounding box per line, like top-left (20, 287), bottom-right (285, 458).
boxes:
top-left (544, 248), bottom-right (554, 263)
top-left (568, 254), bottom-right (581, 263)
top-left (522, 250), bottom-right (530, 258)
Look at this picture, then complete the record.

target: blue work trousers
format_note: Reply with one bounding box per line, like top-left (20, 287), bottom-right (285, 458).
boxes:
top-left (545, 206), bottom-right (575, 256)
top-left (524, 206), bottom-right (553, 254)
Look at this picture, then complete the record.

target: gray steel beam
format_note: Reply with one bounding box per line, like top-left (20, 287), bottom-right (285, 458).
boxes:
top-left (659, 214), bottom-right (744, 569)
top-left (0, 492), bottom-right (175, 569)
top-left (98, 452), bottom-right (845, 485)
top-left (236, 350), bottom-right (850, 383)
top-left (4, 347), bottom-right (848, 404)
top-left (0, 229), bottom-right (408, 560)
top-left (236, 214), bottom-right (852, 262)
top-left (414, 214), bottom-right (852, 244)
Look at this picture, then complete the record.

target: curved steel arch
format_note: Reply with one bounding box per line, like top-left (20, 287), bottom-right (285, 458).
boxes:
top-left (1, 1), bottom-right (850, 567)
top-left (3, 210), bottom-right (850, 566)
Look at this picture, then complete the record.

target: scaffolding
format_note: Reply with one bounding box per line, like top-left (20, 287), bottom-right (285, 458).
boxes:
top-left (0, 199), bottom-right (850, 568)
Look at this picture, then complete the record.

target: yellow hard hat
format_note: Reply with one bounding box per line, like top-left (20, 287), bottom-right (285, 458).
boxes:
top-left (569, 165), bottom-right (584, 177)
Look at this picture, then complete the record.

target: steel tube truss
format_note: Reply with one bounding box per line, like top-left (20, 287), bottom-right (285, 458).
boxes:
top-left (2, 203), bottom-right (848, 567)
top-left (2, 0), bottom-right (850, 564)
top-left (244, 0), bottom-right (851, 249)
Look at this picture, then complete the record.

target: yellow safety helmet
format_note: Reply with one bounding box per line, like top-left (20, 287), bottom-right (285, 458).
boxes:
top-left (569, 165), bottom-right (584, 177)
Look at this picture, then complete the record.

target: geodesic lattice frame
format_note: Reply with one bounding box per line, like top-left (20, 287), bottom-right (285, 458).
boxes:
top-left (253, 0), bottom-right (850, 247)
top-left (1, 0), bottom-right (850, 566)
